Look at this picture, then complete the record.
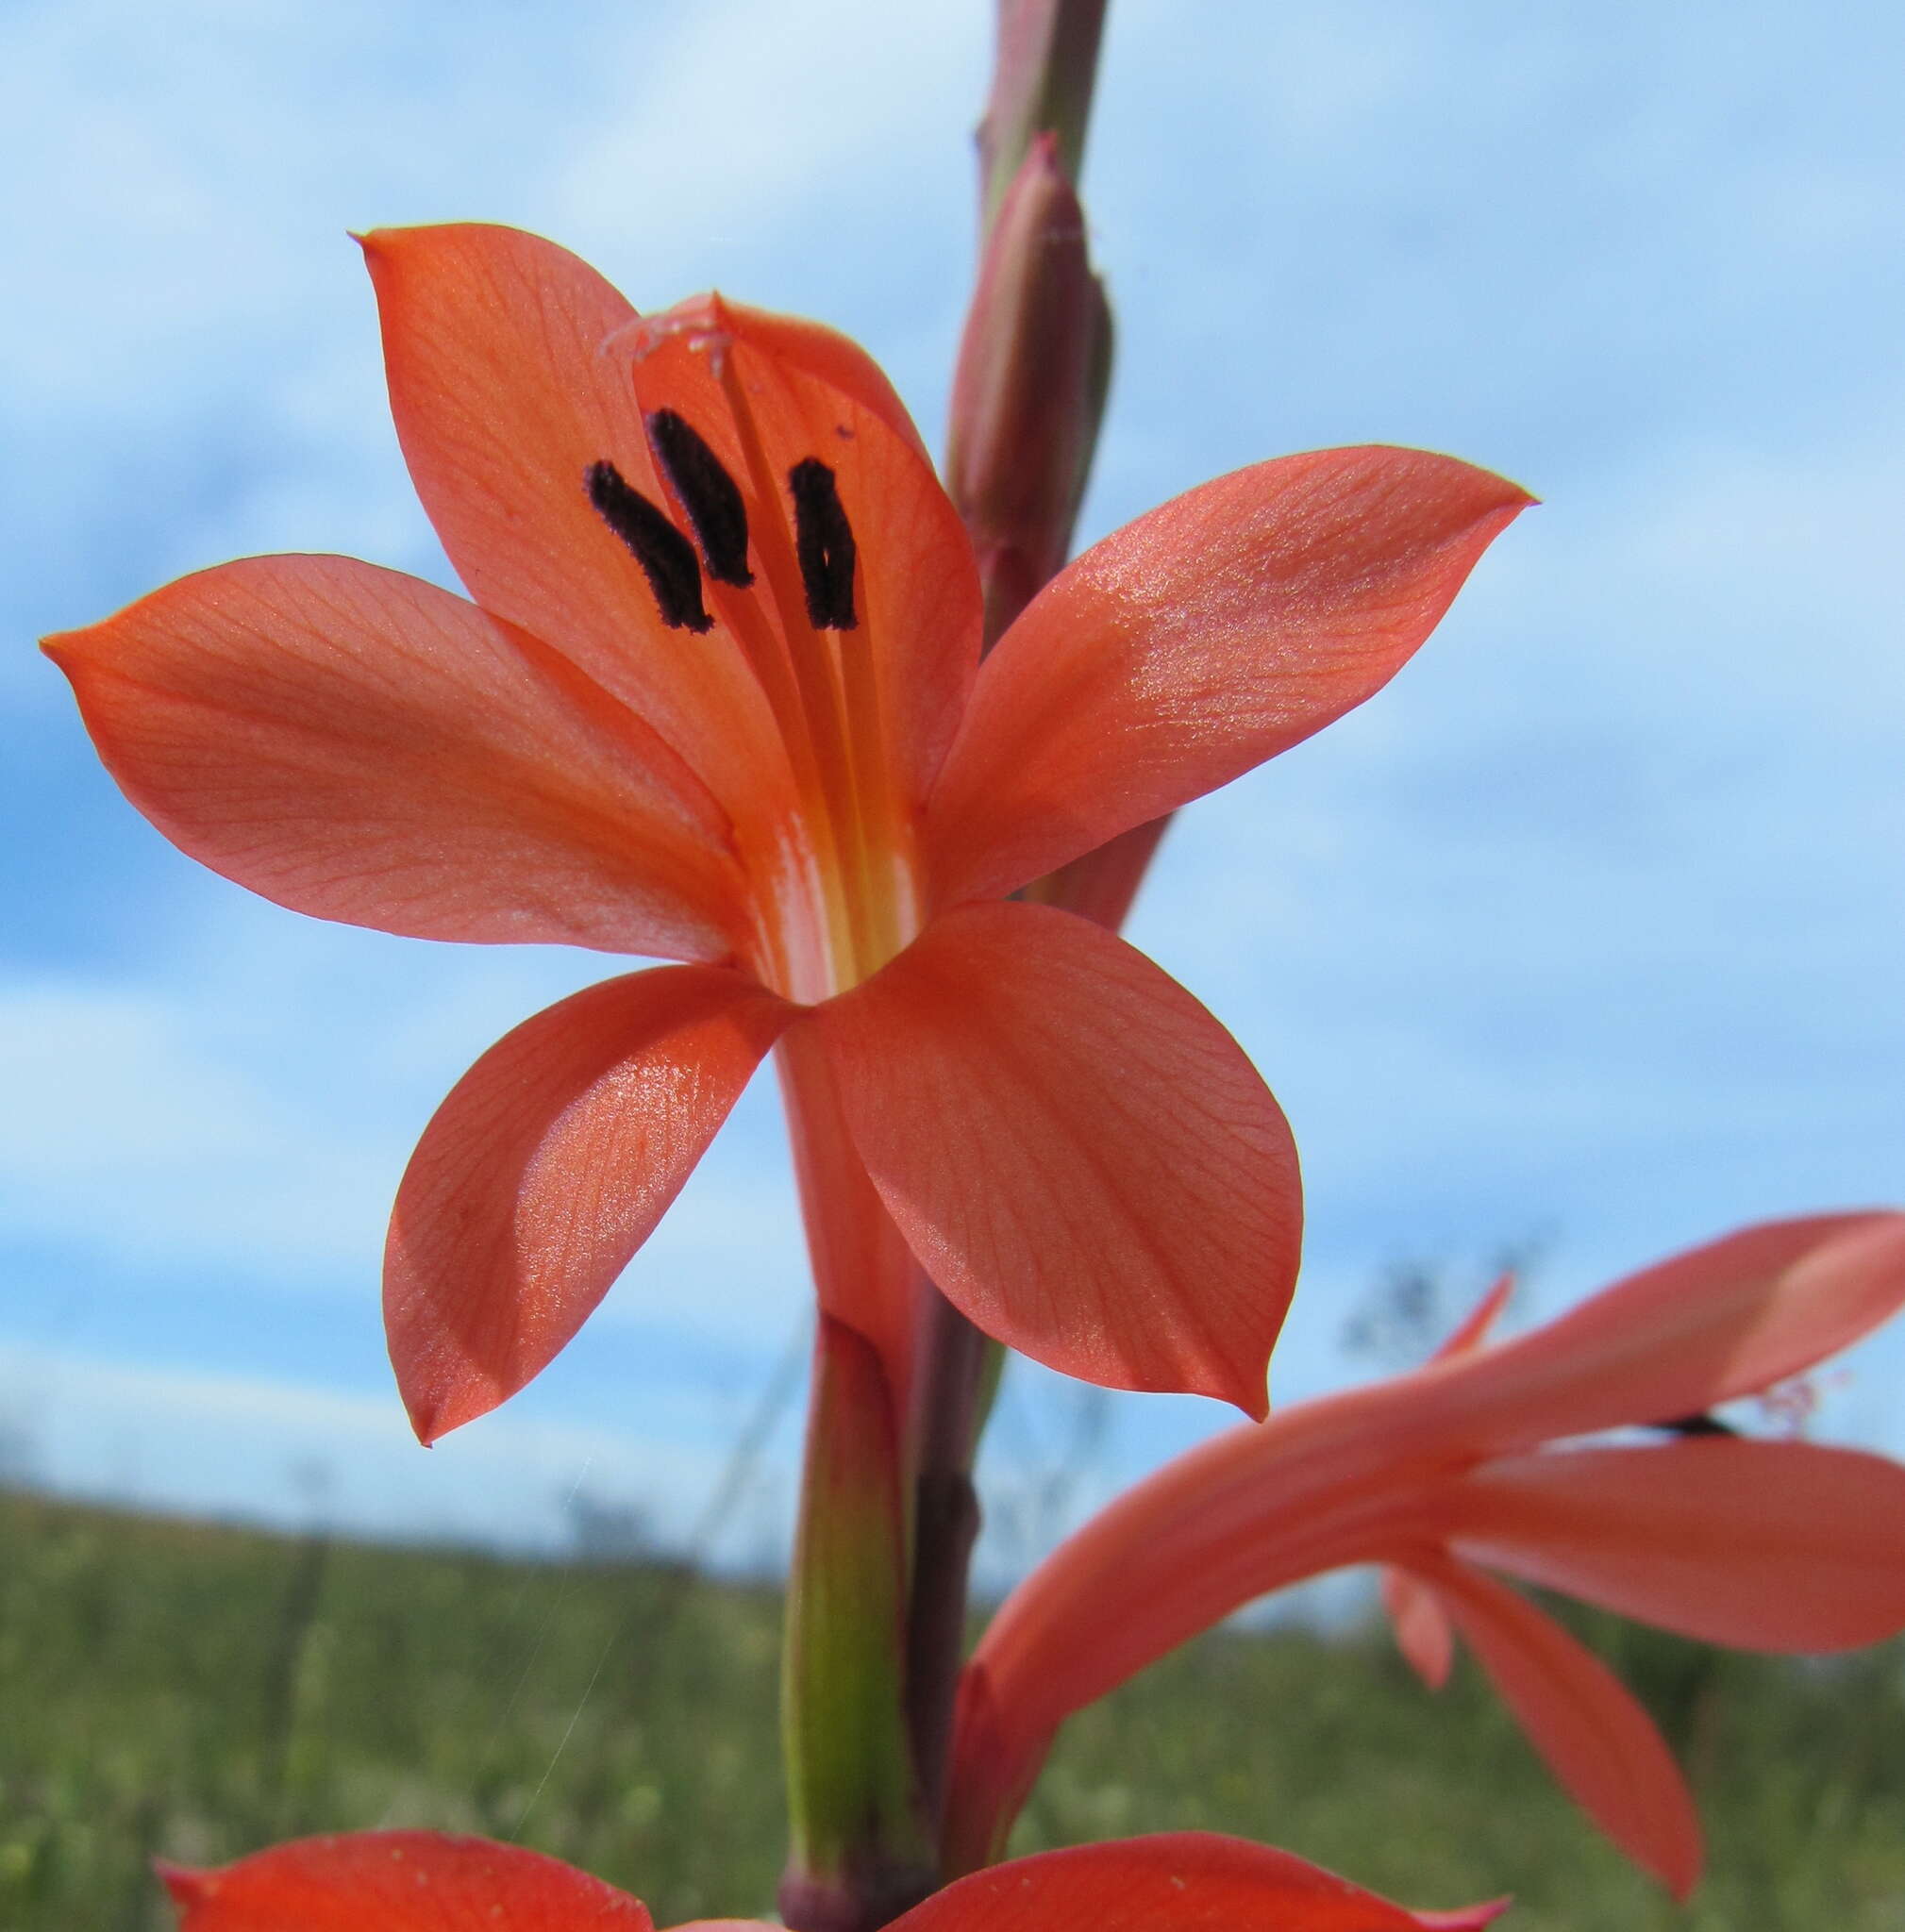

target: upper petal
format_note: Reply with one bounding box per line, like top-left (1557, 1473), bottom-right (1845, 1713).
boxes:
top-left (608, 294), bottom-right (982, 813)
top-left (158, 1831), bottom-right (651, 1929)
top-left (894, 1833), bottom-right (1470, 1931)
top-left (1412, 1559), bottom-right (1701, 1898)
top-left (1416, 1211), bottom-right (1905, 1456)
top-left (1445, 1439), bottom-right (1905, 1652)
top-left (359, 224), bottom-right (795, 825)
top-left (708, 296), bottom-right (933, 466)
top-left (925, 445), bottom-right (1531, 906)
top-left (809, 901), bottom-right (1300, 1416)
top-left (46, 555), bottom-right (747, 958)
top-left (386, 967), bottom-right (793, 1442)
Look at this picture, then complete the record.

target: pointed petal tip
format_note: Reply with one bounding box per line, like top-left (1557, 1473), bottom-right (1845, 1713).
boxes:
top-left (154, 1858), bottom-right (210, 1904)
top-left (1226, 1369), bottom-right (1272, 1424)
top-left (394, 1350), bottom-right (495, 1447)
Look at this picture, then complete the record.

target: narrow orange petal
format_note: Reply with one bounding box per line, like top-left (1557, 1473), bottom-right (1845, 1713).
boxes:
top-left (811, 901), bottom-right (1299, 1416)
top-left (925, 445), bottom-right (1532, 906)
top-left (46, 555), bottom-right (747, 959)
top-left (1445, 1440), bottom-right (1905, 1652)
top-left (1415, 1559), bottom-right (1702, 1898)
top-left (157, 1831), bottom-right (650, 1928)
top-left (359, 223), bottom-right (794, 826)
top-left (893, 1832), bottom-right (1465, 1930)
top-left (386, 969), bottom-right (794, 1442)
top-left (943, 1399), bottom-right (1436, 1869)
top-left (1418, 1212), bottom-right (1905, 1456)
top-left (1382, 1563), bottom-right (1456, 1690)
top-left (1426, 1273), bottom-right (1514, 1362)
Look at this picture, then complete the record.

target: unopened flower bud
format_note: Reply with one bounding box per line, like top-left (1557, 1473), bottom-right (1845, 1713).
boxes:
top-left (946, 132), bottom-right (1112, 646)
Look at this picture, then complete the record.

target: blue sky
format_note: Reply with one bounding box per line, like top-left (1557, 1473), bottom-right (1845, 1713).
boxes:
top-left (3, 0), bottom-right (1902, 1581)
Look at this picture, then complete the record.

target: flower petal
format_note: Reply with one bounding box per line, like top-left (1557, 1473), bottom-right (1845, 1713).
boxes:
top-left (1382, 1565), bottom-right (1456, 1690)
top-left (925, 446), bottom-right (1531, 905)
top-left (359, 224), bottom-right (794, 824)
top-left (943, 1403), bottom-right (1437, 1869)
top-left (46, 555), bottom-right (747, 958)
top-left (610, 294), bottom-right (982, 812)
top-left (158, 1831), bottom-right (650, 1928)
top-left (1427, 1274), bottom-right (1515, 1362)
top-left (386, 968), bottom-right (794, 1441)
top-left (893, 1833), bottom-right (1467, 1931)
top-left (710, 297), bottom-right (933, 466)
top-left (811, 901), bottom-right (1299, 1416)
top-left (1445, 1440), bottom-right (1905, 1652)
top-left (1023, 813), bottom-right (1172, 933)
top-left (1422, 1212), bottom-right (1905, 1456)
top-left (1414, 1559), bottom-right (1701, 1898)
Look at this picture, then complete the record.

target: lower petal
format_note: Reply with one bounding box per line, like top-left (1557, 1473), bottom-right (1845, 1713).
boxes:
top-left (1447, 1439), bottom-right (1905, 1652)
top-left (1414, 1558), bottom-right (1701, 1898)
top-left (811, 901), bottom-right (1300, 1416)
top-left (386, 968), bottom-right (793, 1442)
top-left (1382, 1564), bottom-right (1457, 1690)
top-left (159, 1831), bottom-right (652, 1928)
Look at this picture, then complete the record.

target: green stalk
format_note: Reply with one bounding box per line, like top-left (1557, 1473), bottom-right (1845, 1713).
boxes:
top-left (780, 1314), bottom-right (935, 1932)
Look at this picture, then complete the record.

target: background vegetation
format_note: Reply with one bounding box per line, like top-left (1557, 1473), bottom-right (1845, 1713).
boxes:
top-left (6, 1489), bottom-right (1903, 1929)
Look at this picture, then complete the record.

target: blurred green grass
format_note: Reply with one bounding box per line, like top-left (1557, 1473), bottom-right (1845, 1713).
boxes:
top-left (4, 1486), bottom-right (1902, 1928)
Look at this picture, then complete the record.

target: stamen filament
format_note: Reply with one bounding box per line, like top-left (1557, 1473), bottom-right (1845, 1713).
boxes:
top-left (834, 584), bottom-right (914, 970)
top-left (714, 351), bottom-right (885, 987)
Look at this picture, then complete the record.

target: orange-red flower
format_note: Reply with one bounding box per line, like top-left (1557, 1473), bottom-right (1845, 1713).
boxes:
top-left (47, 223), bottom-right (1527, 1441)
top-left (158, 1828), bottom-right (1507, 1930)
top-left (943, 1212), bottom-right (1905, 1893)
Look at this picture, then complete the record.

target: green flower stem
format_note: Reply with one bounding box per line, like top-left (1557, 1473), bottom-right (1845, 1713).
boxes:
top-left (779, 1314), bottom-right (934, 1932)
